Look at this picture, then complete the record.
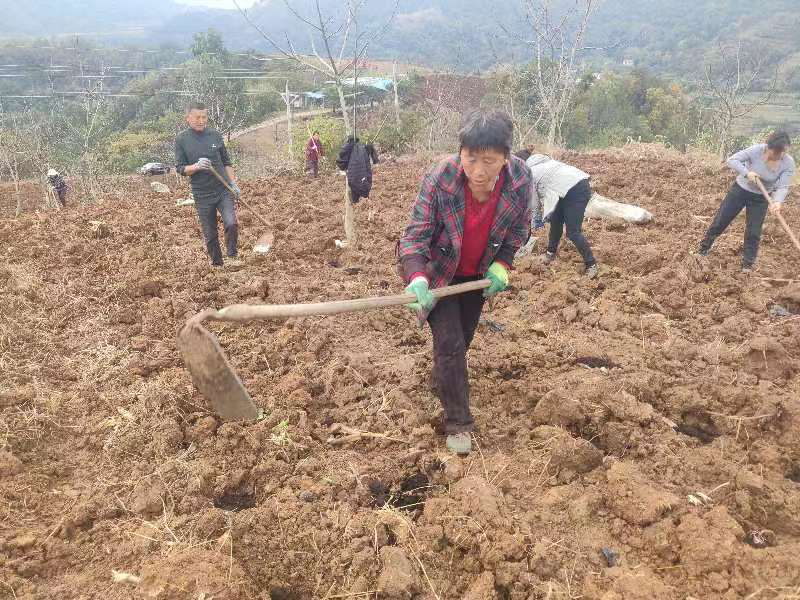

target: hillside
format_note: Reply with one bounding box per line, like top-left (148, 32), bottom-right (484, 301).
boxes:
top-left (2, 0), bottom-right (798, 79)
top-left (2, 148), bottom-right (800, 598)
top-left (0, 0), bottom-right (183, 37)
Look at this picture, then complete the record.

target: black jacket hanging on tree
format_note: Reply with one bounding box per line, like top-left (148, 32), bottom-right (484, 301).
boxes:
top-left (336, 136), bottom-right (379, 203)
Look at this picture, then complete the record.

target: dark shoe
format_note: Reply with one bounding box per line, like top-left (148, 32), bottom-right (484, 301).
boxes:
top-left (698, 249), bottom-right (709, 257)
top-left (541, 251), bottom-right (556, 265)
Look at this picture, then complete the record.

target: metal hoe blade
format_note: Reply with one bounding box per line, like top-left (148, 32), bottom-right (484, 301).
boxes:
top-left (177, 322), bottom-right (261, 422)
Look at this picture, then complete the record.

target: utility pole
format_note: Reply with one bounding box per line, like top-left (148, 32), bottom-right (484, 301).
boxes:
top-left (392, 61), bottom-right (400, 126)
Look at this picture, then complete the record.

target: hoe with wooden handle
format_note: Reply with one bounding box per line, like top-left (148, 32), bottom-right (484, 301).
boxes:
top-left (178, 279), bottom-right (491, 421)
top-left (208, 165), bottom-right (274, 254)
top-left (754, 177), bottom-right (800, 254)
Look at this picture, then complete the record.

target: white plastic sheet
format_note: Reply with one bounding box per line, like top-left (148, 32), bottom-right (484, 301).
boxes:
top-left (585, 192), bottom-right (653, 224)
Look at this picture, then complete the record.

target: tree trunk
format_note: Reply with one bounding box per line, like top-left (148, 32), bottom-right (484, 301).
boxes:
top-left (392, 61), bottom-right (401, 126)
top-left (13, 180), bottom-right (22, 217)
top-left (546, 118), bottom-right (558, 153)
top-left (344, 179), bottom-right (356, 246)
top-left (286, 81), bottom-right (293, 160)
top-left (336, 83), bottom-right (352, 137)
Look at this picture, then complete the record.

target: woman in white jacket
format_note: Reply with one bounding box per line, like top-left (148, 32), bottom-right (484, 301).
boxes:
top-left (525, 153), bottom-right (598, 278)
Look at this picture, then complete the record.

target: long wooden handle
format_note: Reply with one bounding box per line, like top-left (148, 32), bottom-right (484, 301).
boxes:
top-left (755, 178), bottom-right (800, 254)
top-left (208, 166), bottom-right (271, 228)
top-left (191, 279), bottom-right (491, 324)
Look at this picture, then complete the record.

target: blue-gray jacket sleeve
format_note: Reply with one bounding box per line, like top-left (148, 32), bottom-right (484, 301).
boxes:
top-left (726, 145), bottom-right (759, 177)
top-left (773, 159), bottom-right (796, 204)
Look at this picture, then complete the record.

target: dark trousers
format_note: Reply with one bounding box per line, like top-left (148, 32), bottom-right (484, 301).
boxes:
top-left (306, 159), bottom-right (319, 177)
top-left (547, 178), bottom-right (596, 267)
top-left (195, 191), bottom-right (238, 266)
top-left (699, 182), bottom-right (768, 267)
top-left (427, 277), bottom-right (486, 434)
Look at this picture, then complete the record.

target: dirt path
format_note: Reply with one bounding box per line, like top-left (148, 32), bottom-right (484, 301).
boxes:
top-left (232, 108), bottom-right (329, 160)
top-left (1, 149), bottom-right (799, 599)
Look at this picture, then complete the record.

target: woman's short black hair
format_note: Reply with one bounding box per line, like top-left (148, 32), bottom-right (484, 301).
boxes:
top-left (767, 130), bottom-right (791, 151)
top-left (187, 101), bottom-right (207, 112)
top-left (513, 148), bottom-right (532, 161)
top-left (458, 109), bottom-right (514, 156)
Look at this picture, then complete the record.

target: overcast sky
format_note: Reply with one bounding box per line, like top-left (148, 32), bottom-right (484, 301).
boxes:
top-left (175, 0), bottom-right (258, 8)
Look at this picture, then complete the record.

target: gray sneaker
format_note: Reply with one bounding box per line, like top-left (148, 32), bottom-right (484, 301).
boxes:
top-left (585, 264), bottom-right (599, 279)
top-left (741, 265), bottom-right (753, 274)
top-left (446, 432), bottom-right (472, 455)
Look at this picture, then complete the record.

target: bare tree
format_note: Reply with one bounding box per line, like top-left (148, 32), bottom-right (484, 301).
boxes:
top-left (700, 40), bottom-right (780, 160)
top-left (491, 65), bottom-right (545, 149)
top-left (521, 0), bottom-right (600, 150)
top-left (184, 55), bottom-right (254, 141)
top-left (0, 101), bottom-right (55, 215)
top-left (232, 0), bottom-right (397, 137)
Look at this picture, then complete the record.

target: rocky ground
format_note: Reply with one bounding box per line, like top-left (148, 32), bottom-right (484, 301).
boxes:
top-left (1, 146), bottom-right (799, 599)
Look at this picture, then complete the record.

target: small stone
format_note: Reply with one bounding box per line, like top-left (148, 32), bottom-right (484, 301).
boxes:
top-left (150, 181), bottom-right (170, 193)
top-left (299, 490), bottom-right (316, 503)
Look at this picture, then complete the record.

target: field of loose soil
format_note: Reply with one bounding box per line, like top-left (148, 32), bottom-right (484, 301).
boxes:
top-left (1, 147), bottom-right (800, 600)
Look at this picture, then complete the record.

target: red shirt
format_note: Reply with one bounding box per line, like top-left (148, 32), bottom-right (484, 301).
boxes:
top-left (455, 172), bottom-right (505, 277)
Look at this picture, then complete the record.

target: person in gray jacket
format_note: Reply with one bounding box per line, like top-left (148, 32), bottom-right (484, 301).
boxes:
top-left (526, 153), bottom-right (598, 278)
top-left (175, 102), bottom-right (242, 267)
top-left (699, 131), bottom-right (795, 272)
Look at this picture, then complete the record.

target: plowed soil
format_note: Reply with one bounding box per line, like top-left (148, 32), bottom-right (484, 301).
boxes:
top-left (2, 147), bottom-right (800, 600)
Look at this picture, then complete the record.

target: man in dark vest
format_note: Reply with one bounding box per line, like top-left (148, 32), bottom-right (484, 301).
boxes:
top-left (175, 101), bottom-right (242, 267)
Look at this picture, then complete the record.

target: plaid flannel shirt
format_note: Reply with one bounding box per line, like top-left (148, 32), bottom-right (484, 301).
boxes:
top-left (398, 154), bottom-right (532, 289)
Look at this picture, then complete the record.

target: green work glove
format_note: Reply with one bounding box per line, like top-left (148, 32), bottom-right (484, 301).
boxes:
top-left (484, 262), bottom-right (509, 298)
top-left (405, 277), bottom-right (435, 312)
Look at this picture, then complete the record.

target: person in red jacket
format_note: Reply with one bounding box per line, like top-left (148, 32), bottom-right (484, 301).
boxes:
top-left (305, 131), bottom-right (324, 178)
top-left (397, 109), bottom-right (532, 455)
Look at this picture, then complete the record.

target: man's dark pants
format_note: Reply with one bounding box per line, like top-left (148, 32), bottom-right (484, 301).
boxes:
top-left (427, 276), bottom-right (485, 434)
top-left (547, 178), bottom-right (596, 267)
top-left (699, 183), bottom-right (768, 267)
top-left (195, 191), bottom-right (238, 266)
top-left (307, 159), bottom-right (319, 177)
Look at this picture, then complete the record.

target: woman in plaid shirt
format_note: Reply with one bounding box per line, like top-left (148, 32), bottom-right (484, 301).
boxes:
top-left (397, 109), bottom-right (532, 455)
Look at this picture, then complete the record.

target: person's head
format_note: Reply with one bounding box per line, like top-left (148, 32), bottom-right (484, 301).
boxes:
top-left (458, 109), bottom-right (513, 194)
top-left (312, 130), bottom-right (320, 139)
top-left (766, 130), bottom-right (791, 160)
top-left (513, 148), bottom-right (532, 162)
top-left (186, 102), bottom-right (208, 132)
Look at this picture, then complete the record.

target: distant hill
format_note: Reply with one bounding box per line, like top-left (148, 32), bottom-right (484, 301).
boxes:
top-left (0, 0), bottom-right (185, 37)
top-left (2, 0), bottom-right (798, 85)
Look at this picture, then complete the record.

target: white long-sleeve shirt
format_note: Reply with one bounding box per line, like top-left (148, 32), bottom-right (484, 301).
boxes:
top-left (727, 144), bottom-right (795, 204)
top-left (525, 154), bottom-right (590, 221)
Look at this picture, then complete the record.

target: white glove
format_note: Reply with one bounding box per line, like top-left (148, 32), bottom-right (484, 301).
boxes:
top-left (195, 158), bottom-right (212, 170)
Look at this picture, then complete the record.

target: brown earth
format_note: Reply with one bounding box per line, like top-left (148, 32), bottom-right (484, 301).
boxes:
top-left (1, 147), bottom-right (800, 599)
